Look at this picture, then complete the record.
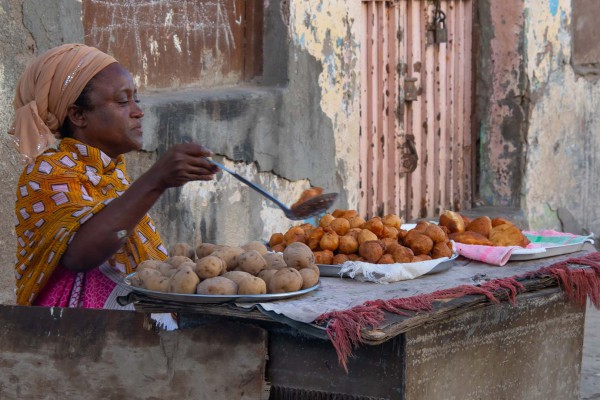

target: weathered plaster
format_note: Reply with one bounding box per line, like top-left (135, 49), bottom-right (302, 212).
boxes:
top-left (523, 0), bottom-right (600, 236)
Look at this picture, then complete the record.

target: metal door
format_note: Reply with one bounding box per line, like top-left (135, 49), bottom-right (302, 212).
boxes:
top-left (359, 0), bottom-right (474, 221)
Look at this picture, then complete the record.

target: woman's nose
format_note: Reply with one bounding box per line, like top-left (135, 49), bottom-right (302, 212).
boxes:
top-left (131, 101), bottom-right (144, 118)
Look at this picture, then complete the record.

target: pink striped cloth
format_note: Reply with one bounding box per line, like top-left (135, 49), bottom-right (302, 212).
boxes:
top-left (453, 243), bottom-right (526, 266)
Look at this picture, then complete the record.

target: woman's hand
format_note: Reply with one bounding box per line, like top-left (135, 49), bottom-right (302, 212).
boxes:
top-left (148, 143), bottom-right (220, 190)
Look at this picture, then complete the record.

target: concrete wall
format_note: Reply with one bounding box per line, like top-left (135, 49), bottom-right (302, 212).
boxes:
top-left (475, 0), bottom-right (600, 237)
top-left (0, 0), bottom-right (361, 304)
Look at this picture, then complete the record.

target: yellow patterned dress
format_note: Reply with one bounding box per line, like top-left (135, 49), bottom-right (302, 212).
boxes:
top-left (14, 138), bottom-right (168, 307)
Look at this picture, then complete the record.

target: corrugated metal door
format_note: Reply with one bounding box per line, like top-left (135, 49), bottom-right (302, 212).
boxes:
top-left (359, 0), bottom-right (474, 221)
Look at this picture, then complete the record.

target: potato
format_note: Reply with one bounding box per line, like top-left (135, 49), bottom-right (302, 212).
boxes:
top-left (329, 218), bottom-right (350, 236)
top-left (222, 271), bottom-right (255, 286)
top-left (268, 268), bottom-right (303, 293)
top-left (137, 259), bottom-right (163, 272)
top-left (299, 268), bottom-right (319, 289)
top-left (283, 242), bottom-right (315, 270)
top-left (168, 265), bottom-right (200, 294)
top-left (195, 255), bottom-right (226, 279)
top-left (237, 250), bottom-right (267, 275)
top-left (258, 269), bottom-right (279, 287)
top-left (241, 241), bottom-right (268, 255)
top-left (143, 275), bottom-right (171, 292)
top-left (195, 243), bottom-right (220, 259)
top-left (196, 277), bottom-right (238, 295)
top-left (237, 276), bottom-right (267, 295)
top-left (211, 246), bottom-right (245, 271)
top-left (132, 267), bottom-right (161, 287)
top-left (158, 262), bottom-right (178, 277)
top-left (263, 252), bottom-right (287, 269)
top-left (169, 242), bottom-right (195, 260)
top-left (268, 233), bottom-right (285, 248)
top-left (166, 255), bottom-right (194, 268)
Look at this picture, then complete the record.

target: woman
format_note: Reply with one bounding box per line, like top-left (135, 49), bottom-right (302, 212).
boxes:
top-left (9, 43), bottom-right (218, 308)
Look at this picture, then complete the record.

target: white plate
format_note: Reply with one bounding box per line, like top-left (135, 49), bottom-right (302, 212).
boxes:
top-left (509, 242), bottom-right (590, 261)
top-left (124, 273), bottom-right (320, 304)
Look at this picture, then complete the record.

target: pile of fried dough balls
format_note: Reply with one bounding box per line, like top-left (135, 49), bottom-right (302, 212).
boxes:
top-left (131, 241), bottom-right (320, 295)
top-left (268, 209), bottom-right (454, 265)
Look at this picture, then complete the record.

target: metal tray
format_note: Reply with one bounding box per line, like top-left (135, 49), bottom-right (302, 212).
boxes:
top-left (123, 273), bottom-right (320, 304)
top-left (318, 252), bottom-right (459, 278)
top-left (509, 242), bottom-right (589, 261)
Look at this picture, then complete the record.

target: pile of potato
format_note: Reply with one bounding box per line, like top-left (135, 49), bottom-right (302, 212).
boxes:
top-left (268, 209), bottom-right (453, 265)
top-left (131, 241), bottom-right (320, 295)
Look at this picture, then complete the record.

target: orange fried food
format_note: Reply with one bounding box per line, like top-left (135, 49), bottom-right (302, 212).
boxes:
top-left (338, 235), bottom-right (359, 254)
top-left (358, 240), bottom-right (386, 263)
top-left (432, 241), bottom-right (453, 259)
top-left (378, 254), bottom-right (395, 264)
top-left (329, 218), bottom-right (351, 236)
top-left (412, 254), bottom-right (432, 262)
top-left (332, 253), bottom-right (350, 265)
top-left (466, 216), bottom-right (492, 238)
top-left (319, 228), bottom-right (340, 251)
top-left (413, 220), bottom-right (431, 232)
top-left (489, 223), bottom-right (530, 247)
top-left (389, 245), bottom-right (414, 263)
top-left (449, 231), bottom-right (493, 246)
top-left (269, 233), bottom-right (285, 248)
top-left (307, 227), bottom-right (325, 250)
top-left (491, 217), bottom-right (512, 227)
top-left (314, 250), bottom-right (334, 264)
top-left (348, 216), bottom-right (366, 229)
top-left (424, 224), bottom-right (448, 243)
top-left (358, 229), bottom-right (378, 245)
top-left (291, 187), bottom-right (323, 209)
top-left (439, 210), bottom-right (466, 233)
top-left (382, 214), bottom-right (402, 229)
top-left (381, 225), bottom-right (399, 240)
top-left (362, 217), bottom-right (384, 237)
top-left (405, 232), bottom-right (434, 256)
top-left (284, 226), bottom-right (306, 244)
top-left (318, 214), bottom-right (335, 227)
top-left (381, 238), bottom-right (400, 251)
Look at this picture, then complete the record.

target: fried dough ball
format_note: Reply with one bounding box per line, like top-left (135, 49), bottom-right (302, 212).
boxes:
top-left (345, 228), bottom-right (362, 240)
top-left (466, 216), bottom-right (493, 238)
top-left (320, 229), bottom-right (340, 251)
top-left (358, 229), bottom-right (378, 245)
top-left (449, 231), bottom-right (493, 246)
top-left (439, 210), bottom-right (466, 233)
top-left (424, 224), bottom-right (448, 243)
top-left (347, 254), bottom-right (362, 261)
top-left (382, 214), bottom-right (402, 229)
top-left (413, 220), bottom-right (431, 232)
top-left (291, 187), bottom-right (324, 209)
top-left (378, 254), bottom-right (395, 264)
top-left (268, 233), bottom-right (285, 248)
top-left (362, 218), bottom-right (384, 237)
top-left (348, 216), bottom-right (366, 229)
top-left (338, 235), bottom-right (359, 254)
top-left (381, 225), bottom-right (399, 239)
top-left (271, 243), bottom-right (286, 253)
top-left (332, 209), bottom-right (346, 218)
top-left (358, 240), bottom-right (386, 263)
top-left (284, 226), bottom-right (306, 245)
top-left (491, 217), bottom-right (513, 227)
top-left (389, 245), bottom-right (414, 263)
top-left (461, 215), bottom-right (472, 226)
top-left (405, 232), bottom-right (434, 256)
top-left (332, 254), bottom-right (350, 265)
top-left (432, 241), bottom-right (453, 259)
top-left (318, 214), bottom-right (335, 228)
top-left (489, 223), bottom-right (530, 247)
top-left (340, 210), bottom-right (359, 219)
top-left (381, 238), bottom-right (399, 251)
top-left (330, 218), bottom-right (351, 236)
top-left (307, 227), bottom-right (325, 250)
top-left (313, 250), bottom-right (334, 265)
top-left (397, 229), bottom-right (409, 242)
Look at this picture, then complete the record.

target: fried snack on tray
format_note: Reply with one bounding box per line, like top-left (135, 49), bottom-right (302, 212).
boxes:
top-left (450, 231), bottom-right (494, 246)
top-left (490, 223), bottom-right (531, 247)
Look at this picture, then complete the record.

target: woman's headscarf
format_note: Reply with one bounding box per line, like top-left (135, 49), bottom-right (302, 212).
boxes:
top-left (9, 44), bottom-right (117, 163)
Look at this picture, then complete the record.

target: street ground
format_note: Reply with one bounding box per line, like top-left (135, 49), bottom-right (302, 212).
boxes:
top-left (581, 302), bottom-right (600, 399)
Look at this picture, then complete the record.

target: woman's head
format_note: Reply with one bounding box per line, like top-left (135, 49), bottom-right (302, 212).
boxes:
top-left (9, 44), bottom-right (117, 163)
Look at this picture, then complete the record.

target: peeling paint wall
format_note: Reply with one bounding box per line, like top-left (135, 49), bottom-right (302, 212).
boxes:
top-left (0, 0), bottom-right (362, 303)
top-left (522, 0), bottom-right (600, 235)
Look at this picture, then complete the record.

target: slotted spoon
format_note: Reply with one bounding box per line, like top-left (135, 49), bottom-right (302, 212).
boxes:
top-left (208, 159), bottom-right (337, 220)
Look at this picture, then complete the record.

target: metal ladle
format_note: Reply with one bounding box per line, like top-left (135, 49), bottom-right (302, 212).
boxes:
top-left (208, 159), bottom-right (338, 220)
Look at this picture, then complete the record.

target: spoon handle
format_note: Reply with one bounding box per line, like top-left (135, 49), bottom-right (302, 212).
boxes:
top-left (207, 159), bottom-right (290, 211)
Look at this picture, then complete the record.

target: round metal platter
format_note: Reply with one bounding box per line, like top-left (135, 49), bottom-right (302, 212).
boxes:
top-left (124, 273), bottom-right (320, 304)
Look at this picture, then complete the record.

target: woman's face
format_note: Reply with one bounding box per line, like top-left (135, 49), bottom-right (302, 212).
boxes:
top-left (72, 63), bottom-right (144, 159)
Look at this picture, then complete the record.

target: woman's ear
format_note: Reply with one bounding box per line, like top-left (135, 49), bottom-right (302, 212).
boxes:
top-left (65, 104), bottom-right (87, 130)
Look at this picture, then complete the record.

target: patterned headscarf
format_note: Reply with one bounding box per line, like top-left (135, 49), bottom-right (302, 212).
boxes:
top-left (9, 44), bottom-right (117, 163)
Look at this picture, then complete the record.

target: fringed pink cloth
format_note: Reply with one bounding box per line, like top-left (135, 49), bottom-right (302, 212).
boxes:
top-left (316, 251), bottom-right (600, 372)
